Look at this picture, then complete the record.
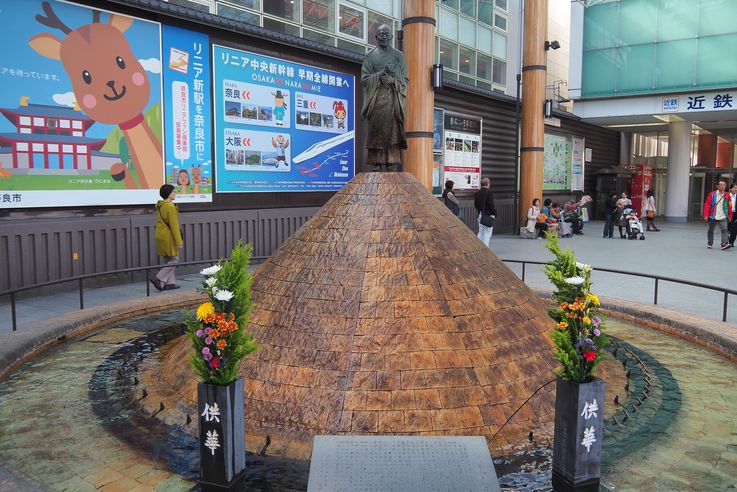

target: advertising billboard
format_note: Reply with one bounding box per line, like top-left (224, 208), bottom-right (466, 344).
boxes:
top-left (443, 113), bottom-right (481, 191)
top-left (213, 45), bottom-right (355, 192)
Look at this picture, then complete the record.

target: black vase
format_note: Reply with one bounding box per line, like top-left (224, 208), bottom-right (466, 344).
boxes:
top-left (552, 377), bottom-right (606, 491)
top-left (198, 377), bottom-right (246, 490)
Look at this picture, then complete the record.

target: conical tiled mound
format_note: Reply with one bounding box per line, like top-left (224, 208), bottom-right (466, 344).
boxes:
top-left (160, 172), bottom-right (557, 451)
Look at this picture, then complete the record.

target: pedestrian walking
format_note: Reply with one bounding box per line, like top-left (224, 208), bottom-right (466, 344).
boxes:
top-left (643, 189), bottom-right (660, 232)
top-left (704, 179), bottom-right (732, 250)
top-left (152, 184), bottom-right (183, 291)
top-left (474, 177), bottom-right (497, 248)
top-left (728, 183), bottom-right (737, 249)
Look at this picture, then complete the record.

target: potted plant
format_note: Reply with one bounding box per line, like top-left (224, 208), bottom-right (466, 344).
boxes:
top-left (544, 234), bottom-right (608, 491)
top-left (186, 241), bottom-right (258, 490)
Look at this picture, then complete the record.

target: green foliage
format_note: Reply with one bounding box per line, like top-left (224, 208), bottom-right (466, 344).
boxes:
top-left (186, 241), bottom-right (258, 385)
top-left (543, 233), bottom-right (608, 383)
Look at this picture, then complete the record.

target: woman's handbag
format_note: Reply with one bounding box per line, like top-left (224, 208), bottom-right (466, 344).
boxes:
top-left (647, 210), bottom-right (655, 219)
top-left (480, 213), bottom-right (495, 227)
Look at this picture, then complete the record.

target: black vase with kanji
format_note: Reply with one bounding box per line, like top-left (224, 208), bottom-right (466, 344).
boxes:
top-left (198, 377), bottom-right (245, 490)
top-left (552, 377), bottom-right (606, 491)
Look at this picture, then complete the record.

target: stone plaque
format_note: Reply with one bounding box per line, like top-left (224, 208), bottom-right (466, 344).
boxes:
top-left (307, 436), bottom-right (500, 492)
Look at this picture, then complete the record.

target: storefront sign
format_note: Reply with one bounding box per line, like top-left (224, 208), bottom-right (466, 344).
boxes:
top-left (544, 133), bottom-right (572, 191)
top-left (661, 91), bottom-right (735, 114)
top-left (443, 113), bottom-right (481, 190)
top-left (213, 45), bottom-right (355, 193)
top-left (571, 137), bottom-right (585, 191)
top-left (0, 0), bottom-right (165, 208)
top-left (162, 26), bottom-right (212, 203)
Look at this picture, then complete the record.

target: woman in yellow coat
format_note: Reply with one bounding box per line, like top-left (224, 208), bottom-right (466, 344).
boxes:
top-left (151, 184), bottom-right (183, 291)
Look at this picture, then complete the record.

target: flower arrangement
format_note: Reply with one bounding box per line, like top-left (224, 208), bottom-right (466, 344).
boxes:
top-left (186, 242), bottom-right (258, 385)
top-left (544, 233), bottom-right (608, 383)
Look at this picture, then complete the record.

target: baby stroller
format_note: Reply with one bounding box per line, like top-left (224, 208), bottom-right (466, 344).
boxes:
top-left (619, 205), bottom-right (645, 240)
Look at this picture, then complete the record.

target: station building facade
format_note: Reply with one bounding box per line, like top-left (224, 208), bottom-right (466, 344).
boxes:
top-left (0, 0), bottom-right (618, 292)
top-left (570, 0), bottom-right (737, 221)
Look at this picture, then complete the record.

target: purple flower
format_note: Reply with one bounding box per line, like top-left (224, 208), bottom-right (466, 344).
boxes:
top-left (201, 347), bottom-right (210, 355)
top-left (592, 316), bottom-right (601, 327)
top-left (203, 352), bottom-right (213, 361)
top-left (205, 327), bottom-right (212, 335)
top-left (593, 328), bottom-right (601, 337)
top-left (196, 329), bottom-right (204, 337)
top-left (205, 337), bottom-right (213, 345)
top-left (585, 338), bottom-right (594, 345)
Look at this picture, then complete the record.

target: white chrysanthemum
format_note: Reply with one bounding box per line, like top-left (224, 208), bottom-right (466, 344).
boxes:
top-left (564, 276), bottom-right (586, 286)
top-left (200, 265), bottom-right (222, 276)
top-left (214, 289), bottom-right (234, 302)
top-left (205, 277), bottom-right (217, 287)
top-left (576, 262), bottom-right (592, 271)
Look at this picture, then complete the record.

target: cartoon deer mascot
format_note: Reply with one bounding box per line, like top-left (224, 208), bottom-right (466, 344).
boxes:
top-left (29, 2), bottom-right (163, 189)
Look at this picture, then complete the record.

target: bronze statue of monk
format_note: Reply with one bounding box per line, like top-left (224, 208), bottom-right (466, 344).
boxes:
top-left (361, 24), bottom-right (408, 172)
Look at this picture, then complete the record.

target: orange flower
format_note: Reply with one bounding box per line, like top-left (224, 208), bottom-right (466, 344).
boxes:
top-left (565, 312), bottom-right (577, 319)
top-left (560, 302), bottom-right (569, 310)
top-left (557, 321), bottom-right (568, 330)
top-left (216, 339), bottom-right (227, 350)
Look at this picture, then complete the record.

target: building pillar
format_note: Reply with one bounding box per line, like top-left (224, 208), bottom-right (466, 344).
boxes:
top-left (716, 141), bottom-right (733, 169)
top-left (665, 121), bottom-right (691, 222)
top-left (519, 0), bottom-right (548, 222)
top-left (619, 132), bottom-right (631, 165)
top-left (402, 0), bottom-right (435, 190)
top-left (697, 134), bottom-right (717, 167)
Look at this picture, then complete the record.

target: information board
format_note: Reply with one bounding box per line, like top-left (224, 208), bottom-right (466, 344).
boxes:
top-left (443, 113), bottom-right (481, 190)
top-left (213, 45), bottom-right (355, 192)
top-left (543, 133), bottom-right (572, 191)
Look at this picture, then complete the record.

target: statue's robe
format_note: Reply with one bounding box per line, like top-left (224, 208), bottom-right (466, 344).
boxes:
top-left (361, 46), bottom-right (408, 167)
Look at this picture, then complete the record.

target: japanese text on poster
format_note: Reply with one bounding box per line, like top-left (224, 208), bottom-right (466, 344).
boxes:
top-left (443, 113), bottom-right (481, 191)
top-left (213, 45), bottom-right (355, 192)
top-left (163, 25), bottom-right (212, 203)
top-left (543, 133), bottom-right (572, 191)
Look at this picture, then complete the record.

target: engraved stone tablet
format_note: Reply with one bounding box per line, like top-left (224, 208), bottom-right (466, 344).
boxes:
top-left (307, 436), bottom-right (501, 492)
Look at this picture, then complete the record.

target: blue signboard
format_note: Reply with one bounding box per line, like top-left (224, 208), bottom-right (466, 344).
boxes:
top-left (162, 25), bottom-right (212, 202)
top-left (213, 45), bottom-right (355, 192)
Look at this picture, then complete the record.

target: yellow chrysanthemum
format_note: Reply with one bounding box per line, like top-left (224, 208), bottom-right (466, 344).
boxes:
top-left (197, 302), bottom-right (215, 321)
top-left (582, 316), bottom-right (592, 325)
top-left (557, 321), bottom-right (568, 330)
top-left (586, 293), bottom-right (600, 306)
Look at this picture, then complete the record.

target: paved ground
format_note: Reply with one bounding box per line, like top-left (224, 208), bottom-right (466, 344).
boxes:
top-left (1, 220), bottom-right (735, 334)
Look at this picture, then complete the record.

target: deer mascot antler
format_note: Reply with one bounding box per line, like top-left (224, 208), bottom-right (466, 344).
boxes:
top-left (29, 1), bottom-right (163, 189)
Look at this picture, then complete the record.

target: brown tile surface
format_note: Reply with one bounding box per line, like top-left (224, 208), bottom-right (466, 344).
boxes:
top-left (157, 172), bottom-right (556, 455)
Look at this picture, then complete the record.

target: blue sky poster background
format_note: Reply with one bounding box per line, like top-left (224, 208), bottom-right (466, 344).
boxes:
top-left (0, 0), bottom-right (162, 208)
top-left (162, 25), bottom-right (211, 203)
top-left (0, 0), bottom-right (162, 142)
top-left (214, 45), bottom-right (355, 193)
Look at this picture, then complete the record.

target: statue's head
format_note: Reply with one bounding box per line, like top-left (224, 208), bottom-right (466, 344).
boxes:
top-left (375, 24), bottom-right (392, 48)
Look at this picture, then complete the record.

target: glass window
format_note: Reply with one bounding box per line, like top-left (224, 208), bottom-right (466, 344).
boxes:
top-left (658, 0), bottom-right (698, 42)
top-left (477, 24), bottom-right (492, 54)
top-left (443, 68), bottom-right (458, 81)
top-left (440, 8), bottom-right (458, 40)
top-left (439, 39), bottom-right (458, 70)
top-left (224, 0), bottom-right (258, 8)
top-left (492, 57), bottom-right (506, 84)
top-left (616, 44), bottom-right (655, 94)
top-left (303, 28), bottom-right (335, 45)
top-left (263, 17), bottom-right (300, 36)
top-left (655, 39), bottom-right (696, 91)
top-left (263, 0), bottom-right (299, 22)
top-left (217, 4), bottom-right (260, 25)
top-left (477, 80), bottom-right (492, 90)
top-left (459, 16), bottom-right (475, 47)
top-left (620, 0), bottom-right (656, 46)
top-left (337, 38), bottom-right (364, 54)
top-left (583, 1), bottom-right (618, 50)
top-left (494, 0), bottom-right (507, 11)
top-left (370, 0), bottom-right (393, 15)
top-left (582, 49), bottom-right (617, 97)
top-left (459, 47), bottom-right (475, 75)
top-left (494, 13), bottom-right (506, 31)
top-left (700, 0), bottom-right (737, 36)
top-left (492, 31), bottom-right (506, 58)
top-left (303, 0), bottom-right (335, 32)
top-left (478, 0), bottom-right (493, 25)
top-left (477, 53), bottom-right (492, 80)
top-left (460, 0), bottom-right (474, 17)
top-left (697, 33), bottom-right (737, 88)
top-left (440, 0), bottom-right (459, 9)
top-left (459, 74), bottom-right (475, 86)
top-left (368, 11), bottom-right (393, 45)
top-left (168, 0), bottom-right (211, 12)
top-left (338, 3), bottom-right (366, 40)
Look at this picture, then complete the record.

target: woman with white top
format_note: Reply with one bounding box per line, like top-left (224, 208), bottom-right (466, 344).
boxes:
top-left (643, 189), bottom-right (660, 231)
top-left (526, 198), bottom-right (549, 239)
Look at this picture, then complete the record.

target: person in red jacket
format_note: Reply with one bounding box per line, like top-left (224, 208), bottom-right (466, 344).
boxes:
top-left (704, 179), bottom-right (733, 250)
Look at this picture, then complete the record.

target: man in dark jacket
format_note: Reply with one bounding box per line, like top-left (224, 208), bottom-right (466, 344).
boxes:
top-left (474, 177), bottom-right (497, 248)
top-left (603, 193), bottom-right (617, 238)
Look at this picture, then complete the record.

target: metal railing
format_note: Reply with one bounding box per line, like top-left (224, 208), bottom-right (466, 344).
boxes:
top-left (1, 257), bottom-right (267, 333)
top-left (503, 259), bottom-right (737, 323)
top-left (3, 257), bottom-right (736, 332)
